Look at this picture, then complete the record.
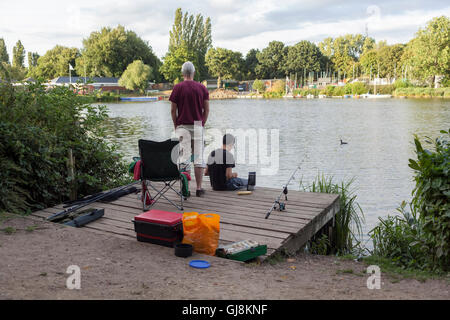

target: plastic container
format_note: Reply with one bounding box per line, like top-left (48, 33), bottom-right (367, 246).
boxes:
top-left (133, 210), bottom-right (183, 247)
top-left (174, 243), bottom-right (193, 258)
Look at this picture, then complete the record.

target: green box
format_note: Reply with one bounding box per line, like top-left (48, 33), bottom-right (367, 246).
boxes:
top-left (216, 244), bottom-right (267, 262)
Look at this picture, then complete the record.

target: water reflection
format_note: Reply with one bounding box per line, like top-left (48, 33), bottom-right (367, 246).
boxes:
top-left (103, 98), bottom-right (450, 244)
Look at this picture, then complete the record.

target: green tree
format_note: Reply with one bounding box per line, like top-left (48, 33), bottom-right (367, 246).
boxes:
top-left (0, 38), bottom-right (10, 80)
top-left (362, 36), bottom-right (376, 54)
top-left (12, 40), bottom-right (25, 69)
top-left (244, 49), bottom-right (260, 80)
top-left (285, 41), bottom-right (323, 85)
top-left (76, 25), bottom-right (161, 80)
top-left (8, 40), bottom-right (27, 80)
top-left (404, 16), bottom-right (450, 86)
top-left (163, 8), bottom-right (212, 82)
top-left (30, 45), bottom-right (80, 80)
top-left (377, 44), bottom-right (405, 79)
top-left (319, 37), bottom-right (334, 58)
top-left (255, 41), bottom-right (287, 79)
top-left (360, 49), bottom-right (378, 77)
top-left (205, 47), bottom-right (243, 88)
top-left (160, 46), bottom-right (196, 83)
top-left (0, 38), bottom-right (9, 64)
top-left (319, 34), bottom-right (375, 78)
top-left (27, 52), bottom-right (40, 68)
top-left (27, 52), bottom-right (40, 77)
top-left (119, 60), bottom-right (153, 93)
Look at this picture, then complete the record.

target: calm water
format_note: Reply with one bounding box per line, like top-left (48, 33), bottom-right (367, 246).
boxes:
top-left (103, 98), bottom-right (450, 245)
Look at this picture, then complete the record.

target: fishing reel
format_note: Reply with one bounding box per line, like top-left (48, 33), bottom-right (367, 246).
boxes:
top-left (274, 200), bottom-right (286, 211)
top-left (283, 186), bottom-right (288, 201)
top-left (275, 186), bottom-right (288, 211)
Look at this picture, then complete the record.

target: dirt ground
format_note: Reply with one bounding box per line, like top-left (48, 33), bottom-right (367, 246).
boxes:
top-left (0, 215), bottom-right (449, 300)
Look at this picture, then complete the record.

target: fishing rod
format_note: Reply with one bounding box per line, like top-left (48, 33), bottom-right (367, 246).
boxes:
top-left (47, 181), bottom-right (139, 222)
top-left (265, 166), bottom-right (300, 219)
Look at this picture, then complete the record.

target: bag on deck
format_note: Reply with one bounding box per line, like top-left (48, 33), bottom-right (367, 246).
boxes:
top-left (182, 212), bottom-right (220, 256)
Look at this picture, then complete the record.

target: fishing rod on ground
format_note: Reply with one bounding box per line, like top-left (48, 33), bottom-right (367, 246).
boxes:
top-left (265, 166), bottom-right (301, 219)
top-left (47, 181), bottom-right (140, 222)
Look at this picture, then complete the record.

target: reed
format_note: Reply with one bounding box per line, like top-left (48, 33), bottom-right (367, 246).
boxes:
top-left (300, 174), bottom-right (364, 255)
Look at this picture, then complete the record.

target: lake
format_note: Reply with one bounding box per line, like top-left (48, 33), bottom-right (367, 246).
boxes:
top-left (103, 98), bottom-right (450, 246)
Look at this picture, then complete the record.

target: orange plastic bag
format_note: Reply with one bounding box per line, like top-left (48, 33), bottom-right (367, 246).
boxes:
top-left (182, 212), bottom-right (220, 256)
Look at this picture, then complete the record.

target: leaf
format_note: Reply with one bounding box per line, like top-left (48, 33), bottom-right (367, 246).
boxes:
top-left (408, 159), bottom-right (420, 170)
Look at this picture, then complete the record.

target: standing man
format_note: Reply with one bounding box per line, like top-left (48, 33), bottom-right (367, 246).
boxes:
top-left (170, 61), bottom-right (210, 197)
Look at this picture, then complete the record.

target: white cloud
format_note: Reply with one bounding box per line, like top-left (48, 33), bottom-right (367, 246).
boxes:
top-left (0, 0), bottom-right (448, 62)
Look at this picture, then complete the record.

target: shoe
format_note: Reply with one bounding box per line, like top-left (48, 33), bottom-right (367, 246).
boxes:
top-left (196, 189), bottom-right (205, 197)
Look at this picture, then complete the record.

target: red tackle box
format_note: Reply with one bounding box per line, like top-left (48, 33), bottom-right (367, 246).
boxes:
top-left (133, 210), bottom-right (183, 247)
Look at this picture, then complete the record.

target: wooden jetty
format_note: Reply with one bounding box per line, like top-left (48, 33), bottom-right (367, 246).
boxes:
top-left (31, 180), bottom-right (340, 260)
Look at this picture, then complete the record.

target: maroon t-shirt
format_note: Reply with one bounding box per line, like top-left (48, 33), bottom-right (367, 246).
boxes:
top-left (169, 80), bottom-right (209, 126)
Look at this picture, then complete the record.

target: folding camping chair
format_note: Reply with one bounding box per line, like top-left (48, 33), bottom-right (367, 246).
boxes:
top-left (138, 138), bottom-right (185, 211)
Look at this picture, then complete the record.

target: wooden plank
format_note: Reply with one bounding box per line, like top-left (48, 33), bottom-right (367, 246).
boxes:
top-left (110, 198), bottom-right (313, 228)
top-left (219, 229), bottom-right (282, 250)
top-left (41, 207), bottom-right (291, 240)
top-left (148, 180), bottom-right (338, 205)
top-left (142, 191), bottom-right (325, 216)
top-left (40, 208), bottom-right (286, 250)
top-left (31, 184), bottom-right (340, 261)
top-left (186, 182), bottom-right (339, 204)
top-left (115, 194), bottom-right (320, 221)
top-left (186, 189), bottom-right (338, 208)
top-left (113, 195), bottom-right (314, 223)
top-left (37, 202), bottom-right (303, 235)
top-left (277, 197), bottom-right (340, 255)
top-left (97, 202), bottom-right (303, 233)
top-left (125, 187), bottom-right (333, 212)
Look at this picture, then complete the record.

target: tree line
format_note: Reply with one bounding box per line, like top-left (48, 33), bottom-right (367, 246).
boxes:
top-left (0, 10), bottom-right (448, 89)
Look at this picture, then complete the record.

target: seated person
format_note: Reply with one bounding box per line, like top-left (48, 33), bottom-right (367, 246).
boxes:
top-left (205, 134), bottom-right (248, 191)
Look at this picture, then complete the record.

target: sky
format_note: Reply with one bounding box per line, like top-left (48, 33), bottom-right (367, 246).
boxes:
top-left (0, 0), bottom-right (449, 62)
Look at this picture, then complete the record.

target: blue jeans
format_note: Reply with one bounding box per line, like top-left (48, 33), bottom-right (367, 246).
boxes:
top-left (226, 177), bottom-right (248, 191)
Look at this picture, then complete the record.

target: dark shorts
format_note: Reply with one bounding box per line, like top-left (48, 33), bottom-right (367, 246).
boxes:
top-left (226, 177), bottom-right (248, 191)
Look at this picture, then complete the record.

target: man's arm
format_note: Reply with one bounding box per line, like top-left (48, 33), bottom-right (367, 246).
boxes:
top-left (171, 102), bottom-right (177, 129)
top-left (203, 100), bottom-right (209, 125)
top-left (225, 168), bottom-right (237, 180)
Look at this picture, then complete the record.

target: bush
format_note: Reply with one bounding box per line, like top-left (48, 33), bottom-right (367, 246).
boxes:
top-left (394, 79), bottom-right (412, 89)
top-left (268, 80), bottom-right (285, 94)
top-left (321, 85), bottom-right (335, 96)
top-left (293, 88), bottom-right (320, 97)
top-left (369, 84), bottom-right (395, 94)
top-left (0, 82), bottom-right (130, 214)
top-left (252, 79), bottom-right (265, 93)
top-left (341, 82), bottom-right (368, 95)
top-left (440, 77), bottom-right (450, 87)
top-left (333, 86), bottom-right (345, 96)
top-left (263, 90), bottom-right (284, 98)
top-left (370, 129), bottom-right (450, 271)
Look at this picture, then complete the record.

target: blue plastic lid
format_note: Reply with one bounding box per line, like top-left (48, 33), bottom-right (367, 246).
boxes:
top-left (189, 260), bottom-right (210, 269)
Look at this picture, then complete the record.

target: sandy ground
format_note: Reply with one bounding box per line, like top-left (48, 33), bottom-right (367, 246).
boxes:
top-left (0, 215), bottom-right (449, 300)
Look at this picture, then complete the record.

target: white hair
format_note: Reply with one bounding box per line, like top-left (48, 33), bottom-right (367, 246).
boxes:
top-left (181, 61), bottom-right (195, 77)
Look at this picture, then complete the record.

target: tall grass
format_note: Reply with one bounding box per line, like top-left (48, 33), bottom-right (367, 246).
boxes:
top-left (300, 174), bottom-right (365, 255)
top-left (369, 201), bottom-right (426, 268)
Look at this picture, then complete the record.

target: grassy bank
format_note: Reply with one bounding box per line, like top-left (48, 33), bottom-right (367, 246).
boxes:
top-left (393, 87), bottom-right (450, 98)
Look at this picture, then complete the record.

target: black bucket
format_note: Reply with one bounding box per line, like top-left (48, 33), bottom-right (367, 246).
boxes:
top-left (174, 243), bottom-right (193, 258)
